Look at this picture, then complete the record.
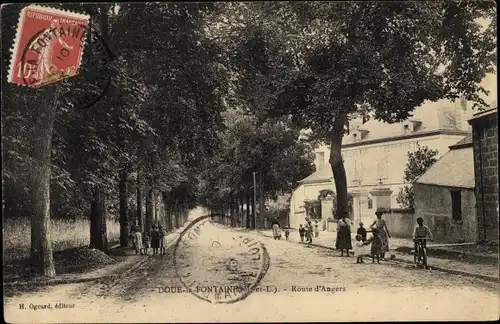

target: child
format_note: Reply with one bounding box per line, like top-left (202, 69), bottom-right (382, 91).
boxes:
top-left (412, 217), bottom-right (434, 262)
top-left (306, 221), bottom-right (313, 243)
top-left (128, 228), bottom-right (135, 249)
top-left (151, 225), bottom-right (160, 256)
top-left (158, 225), bottom-right (166, 256)
top-left (413, 217), bottom-right (434, 245)
top-left (284, 227), bottom-right (290, 240)
top-left (314, 224), bottom-right (320, 238)
top-left (354, 234), bottom-right (365, 263)
top-left (357, 222), bottom-right (367, 242)
top-left (132, 226), bottom-right (143, 255)
top-left (299, 224), bottom-right (305, 242)
top-left (142, 230), bottom-right (150, 255)
top-left (363, 228), bottom-right (382, 263)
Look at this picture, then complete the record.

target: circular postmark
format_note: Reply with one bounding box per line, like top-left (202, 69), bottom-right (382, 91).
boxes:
top-left (173, 214), bottom-right (270, 304)
top-left (20, 20), bottom-right (114, 110)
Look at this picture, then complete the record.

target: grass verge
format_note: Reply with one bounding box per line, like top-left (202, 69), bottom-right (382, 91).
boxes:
top-left (3, 217), bottom-right (120, 263)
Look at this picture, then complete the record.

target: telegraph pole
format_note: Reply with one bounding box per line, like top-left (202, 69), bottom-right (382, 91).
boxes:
top-left (252, 171), bottom-right (257, 230)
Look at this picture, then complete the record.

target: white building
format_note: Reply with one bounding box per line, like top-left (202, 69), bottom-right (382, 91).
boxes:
top-left (289, 99), bottom-right (477, 230)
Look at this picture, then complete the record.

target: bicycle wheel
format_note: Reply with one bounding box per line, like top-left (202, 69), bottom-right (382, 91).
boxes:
top-left (422, 247), bottom-right (428, 268)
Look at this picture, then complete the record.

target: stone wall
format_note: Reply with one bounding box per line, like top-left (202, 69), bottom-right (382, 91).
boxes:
top-left (383, 209), bottom-right (415, 238)
top-left (471, 112), bottom-right (499, 243)
top-left (414, 183), bottom-right (477, 243)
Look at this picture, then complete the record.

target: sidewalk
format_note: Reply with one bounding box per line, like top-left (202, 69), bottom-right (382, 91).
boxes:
top-left (258, 229), bottom-right (499, 282)
top-left (4, 226), bottom-right (186, 288)
top-left (261, 229), bottom-right (415, 250)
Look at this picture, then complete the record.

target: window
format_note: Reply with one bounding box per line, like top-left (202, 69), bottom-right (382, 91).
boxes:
top-left (451, 190), bottom-right (462, 220)
top-left (367, 197), bottom-right (373, 209)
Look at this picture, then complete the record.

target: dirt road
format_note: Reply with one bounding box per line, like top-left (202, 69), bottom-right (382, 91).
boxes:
top-left (4, 221), bottom-right (499, 322)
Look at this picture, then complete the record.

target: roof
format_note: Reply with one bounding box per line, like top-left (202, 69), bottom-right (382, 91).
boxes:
top-left (468, 107), bottom-right (498, 124)
top-left (298, 165), bottom-right (332, 184)
top-left (449, 134), bottom-right (473, 149)
top-left (415, 146), bottom-right (474, 189)
top-left (342, 99), bottom-right (475, 146)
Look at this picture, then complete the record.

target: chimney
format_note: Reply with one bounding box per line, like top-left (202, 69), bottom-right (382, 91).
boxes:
top-left (316, 152), bottom-right (325, 169)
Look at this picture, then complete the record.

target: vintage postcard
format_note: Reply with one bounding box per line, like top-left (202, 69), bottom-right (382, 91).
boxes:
top-left (2, 2), bottom-right (498, 323)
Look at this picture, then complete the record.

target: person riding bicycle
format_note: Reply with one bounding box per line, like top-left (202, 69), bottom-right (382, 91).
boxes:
top-left (413, 217), bottom-right (434, 250)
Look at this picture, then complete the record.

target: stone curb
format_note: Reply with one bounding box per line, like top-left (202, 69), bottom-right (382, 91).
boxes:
top-left (256, 231), bottom-right (499, 283)
top-left (390, 257), bottom-right (499, 283)
top-left (395, 246), bottom-right (498, 263)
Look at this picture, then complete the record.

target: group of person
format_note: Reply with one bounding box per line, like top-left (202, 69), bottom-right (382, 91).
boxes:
top-left (130, 224), bottom-right (166, 256)
top-left (298, 220), bottom-right (319, 243)
top-left (252, 211), bottom-right (436, 266)
top-left (336, 211), bottom-right (434, 264)
top-left (271, 218), bottom-right (291, 240)
top-left (336, 210), bottom-right (391, 263)
top-left (271, 218), bottom-right (320, 244)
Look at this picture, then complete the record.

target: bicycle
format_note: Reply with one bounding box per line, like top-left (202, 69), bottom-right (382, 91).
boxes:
top-left (413, 238), bottom-right (432, 269)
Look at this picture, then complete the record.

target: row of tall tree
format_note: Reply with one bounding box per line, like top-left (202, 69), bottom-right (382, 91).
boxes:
top-left (3, 3), bottom-right (231, 277)
top-left (2, 2), bottom-right (496, 277)
top-left (199, 108), bottom-right (315, 228)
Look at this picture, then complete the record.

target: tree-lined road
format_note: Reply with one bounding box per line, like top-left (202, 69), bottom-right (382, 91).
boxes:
top-left (5, 222), bottom-right (498, 322)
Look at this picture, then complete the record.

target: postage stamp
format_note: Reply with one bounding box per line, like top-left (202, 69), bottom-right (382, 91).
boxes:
top-left (7, 5), bottom-right (89, 87)
top-left (173, 214), bottom-right (271, 304)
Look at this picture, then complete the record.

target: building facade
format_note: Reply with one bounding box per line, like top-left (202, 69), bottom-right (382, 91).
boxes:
top-left (289, 99), bottom-right (475, 229)
top-left (414, 136), bottom-right (477, 243)
top-left (468, 108), bottom-right (499, 244)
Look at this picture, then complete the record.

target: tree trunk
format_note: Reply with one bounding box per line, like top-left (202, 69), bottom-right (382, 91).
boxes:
top-left (259, 171), bottom-right (265, 228)
top-left (174, 199), bottom-right (180, 229)
top-left (240, 195), bottom-right (245, 228)
top-left (30, 92), bottom-right (57, 277)
top-left (119, 169), bottom-right (129, 247)
top-left (154, 193), bottom-right (160, 223)
top-left (246, 194), bottom-right (251, 229)
top-left (168, 196), bottom-right (175, 230)
top-left (229, 197), bottom-right (234, 227)
top-left (162, 192), bottom-right (170, 231)
top-left (136, 171), bottom-right (143, 231)
top-left (329, 113), bottom-right (349, 219)
top-left (90, 187), bottom-right (107, 251)
top-left (167, 197), bottom-right (173, 231)
top-left (146, 186), bottom-right (154, 233)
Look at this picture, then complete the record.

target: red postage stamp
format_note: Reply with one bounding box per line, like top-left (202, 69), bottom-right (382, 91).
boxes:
top-left (7, 5), bottom-right (90, 88)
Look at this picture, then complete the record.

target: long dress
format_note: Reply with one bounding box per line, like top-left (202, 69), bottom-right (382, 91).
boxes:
top-left (365, 234), bottom-right (382, 256)
top-left (375, 218), bottom-right (390, 252)
top-left (354, 241), bottom-right (366, 256)
top-left (158, 229), bottom-right (165, 248)
top-left (133, 231), bottom-right (143, 251)
top-left (335, 218), bottom-right (352, 250)
top-left (151, 229), bottom-right (160, 249)
top-left (271, 221), bottom-right (281, 238)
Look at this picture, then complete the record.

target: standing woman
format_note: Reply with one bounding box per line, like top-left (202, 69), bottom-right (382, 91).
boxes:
top-left (271, 218), bottom-right (281, 240)
top-left (370, 210), bottom-right (391, 260)
top-left (150, 225), bottom-right (160, 256)
top-left (335, 215), bottom-right (352, 256)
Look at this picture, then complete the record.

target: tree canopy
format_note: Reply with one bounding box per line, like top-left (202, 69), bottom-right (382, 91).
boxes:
top-left (2, 2), bottom-right (496, 276)
top-left (206, 1), bottom-right (496, 218)
top-left (397, 144), bottom-right (440, 209)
